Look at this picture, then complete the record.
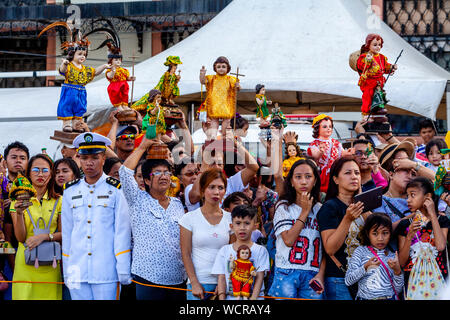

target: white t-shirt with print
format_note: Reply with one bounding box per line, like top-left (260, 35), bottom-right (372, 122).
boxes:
top-left (184, 171), bottom-right (246, 212)
top-left (273, 201), bottom-right (323, 272)
top-left (178, 207), bottom-right (232, 284)
top-left (211, 243), bottom-right (270, 300)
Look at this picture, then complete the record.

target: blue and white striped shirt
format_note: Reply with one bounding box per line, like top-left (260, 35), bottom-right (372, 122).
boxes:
top-left (345, 245), bottom-right (403, 300)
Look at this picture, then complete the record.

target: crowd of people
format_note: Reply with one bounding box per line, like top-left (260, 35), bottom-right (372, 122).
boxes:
top-left (0, 113), bottom-right (449, 301)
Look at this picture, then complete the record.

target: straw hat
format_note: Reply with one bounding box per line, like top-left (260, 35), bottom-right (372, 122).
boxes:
top-left (379, 140), bottom-right (415, 171)
top-left (374, 143), bottom-right (387, 150)
top-left (349, 50), bottom-right (361, 72)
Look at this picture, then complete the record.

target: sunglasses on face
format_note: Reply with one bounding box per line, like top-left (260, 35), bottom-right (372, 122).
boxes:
top-left (31, 167), bottom-right (49, 174)
top-left (183, 170), bottom-right (199, 177)
top-left (150, 170), bottom-right (172, 177)
top-left (117, 134), bottom-right (136, 140)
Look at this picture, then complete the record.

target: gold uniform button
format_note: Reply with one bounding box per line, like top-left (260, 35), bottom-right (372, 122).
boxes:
top-left (88, 204), bottom-right (92, 208)
top-left (87, 236), bottom-right (91, 239)
top-left (88, 253), bottom-right (92, 256)
top-left (87, 220), bottom-right (91, 224)
top-left (90, 191), bottom-right (93, 194)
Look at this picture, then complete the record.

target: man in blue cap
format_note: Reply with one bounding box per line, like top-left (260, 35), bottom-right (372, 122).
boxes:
top-left (114, 125), bottom-right (138, 161)
top-left (61, 132), bottom-right (132, 300)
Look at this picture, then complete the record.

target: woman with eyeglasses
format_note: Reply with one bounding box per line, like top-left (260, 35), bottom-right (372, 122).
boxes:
top-left (119, 137), bottom-right (186, 300)
top-left (179, 168), bottom-right (231, 300)
top-left (174, 160), bottom-right (200, 211)
top-left (10, 154), bottom-right (62, 300)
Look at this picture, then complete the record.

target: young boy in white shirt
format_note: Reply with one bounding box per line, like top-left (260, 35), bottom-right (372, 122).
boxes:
top-left (211, 205), bottom-right (270, 300)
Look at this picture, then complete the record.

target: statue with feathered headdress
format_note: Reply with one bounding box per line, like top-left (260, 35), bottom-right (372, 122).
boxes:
top-left (38, 21), bottom-right (112, 133)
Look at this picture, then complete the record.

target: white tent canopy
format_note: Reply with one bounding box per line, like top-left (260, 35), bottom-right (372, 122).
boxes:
top-left (0, 0), bottom-right (449, 157)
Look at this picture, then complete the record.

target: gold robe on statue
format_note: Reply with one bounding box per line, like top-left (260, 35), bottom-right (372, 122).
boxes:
top-left (205, 74), bottom-right (237, 119)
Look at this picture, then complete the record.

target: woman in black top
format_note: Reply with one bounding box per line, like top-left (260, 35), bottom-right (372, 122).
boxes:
top-left (317, 156), bottom-right (364, 300)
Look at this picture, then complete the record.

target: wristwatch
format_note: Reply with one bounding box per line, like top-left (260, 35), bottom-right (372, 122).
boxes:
top-left (48, 233), bottom-right (54, 241)
top-left (415, 162), bottom-right (421, 172)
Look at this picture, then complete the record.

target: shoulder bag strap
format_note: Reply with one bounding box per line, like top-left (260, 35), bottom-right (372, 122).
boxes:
top-left (367, 246), bottom-right (400, 300)
top-left (384, 198), bottom-right (405, 219)
top-left (329, 254), bottom-right (347, 275)
top-left (26, 208), bottom-right (38, 230)
top-left (26, 197), bottom-right (59, 233)
top-left (45, 197), bottom-right (60, 233)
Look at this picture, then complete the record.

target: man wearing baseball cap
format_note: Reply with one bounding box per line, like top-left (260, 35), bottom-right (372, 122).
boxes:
top-left (61, 132), bottom-right (131, 300)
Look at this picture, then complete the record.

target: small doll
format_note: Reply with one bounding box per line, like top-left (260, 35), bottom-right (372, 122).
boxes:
top-left (199, 56), bottom-right (240, 141)
top-left (140, 89), bottom-right (171, 143)
top-left (229, 245), bottom-right (257, 299)
top-left (155, 56), bottom-right (182, 106)
top-left (105, 42), bottom-right (136, 110)
top-left (307, 114), bottom-right (353, 192)
top-left (434, 148), bottom-right (450, 197)
top-left (38, 22), bottom-right (111, 133)
top-left (255, 84), bottom-right (272, 128)
top-left (282, 142), bottom-right (303, 178)
top-left (356, 34), bottom-right (397, 119)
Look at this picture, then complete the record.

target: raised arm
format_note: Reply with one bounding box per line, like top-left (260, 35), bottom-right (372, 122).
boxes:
top-left (321, 202), bottom-right (364, 256)
top-left (123, 136), bottom-right (156, 171)
top-left (271, 126), bottom-right (284, 196)
top-left (59, 59), bottom-right (69, 75)
top-left (95, 63), bottom-right (112, 76)
top-left (235, 139), bottom-right (259, 187)
top-left (199, 66), bottom-right (206, 85)
top-left (107, 109), bottom-right (120, 151)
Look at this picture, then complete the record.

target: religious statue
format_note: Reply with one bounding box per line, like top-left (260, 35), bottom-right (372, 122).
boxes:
top-left (155, 56), bottom-right (182, 107)
top-left (434, 148), bottom-right (450, 197)
top-left (141, 89), bottom-right (171, 160)
top-left (282, 142), bottom-right (303, 178)
top-left (229, 245), bottom-right (257, 300)
top-left (255, 84), bottom-right (272, 128)
top-left (350, 34), bottom-right (400, 133)
top-left (307, 114), bottom-right (354, 192)
top-left (38, 22), bottom-right (111, 133)
top-left (199, 56), bottom-right (241, 141)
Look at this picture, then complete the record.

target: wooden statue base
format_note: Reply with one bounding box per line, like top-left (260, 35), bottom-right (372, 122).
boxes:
top-left (363, 122), bottom-right (391, 134)
top-left (116, 109), bottom-right (137, 125)
top-left (164, 105), bottom-right (184, 126)
top-left (50, 130), bottom-right (80, 145)
top-left (146, 143), bottom-right (170, 160)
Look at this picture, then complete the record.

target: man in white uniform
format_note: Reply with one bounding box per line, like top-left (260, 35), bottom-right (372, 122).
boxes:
top-left (61, 132), bottom-right (132, 300)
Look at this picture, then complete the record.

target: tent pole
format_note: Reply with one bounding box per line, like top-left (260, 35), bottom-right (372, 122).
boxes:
top-left (447, 80), bottom-right (450, 132)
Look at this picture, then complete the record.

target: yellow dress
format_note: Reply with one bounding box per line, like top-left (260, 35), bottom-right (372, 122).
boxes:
top-left (282, 157), bottom-right (302, 178)
top-left (10, 193), bottom-right (62, 300)
top-left (205, 74), bottom-right (237, 119)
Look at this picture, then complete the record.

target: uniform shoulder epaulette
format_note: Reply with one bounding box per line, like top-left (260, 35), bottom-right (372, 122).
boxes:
top-left (106, 177), bottom-right (121, 189)
top-left (63, 179), bottom-right (80, 190)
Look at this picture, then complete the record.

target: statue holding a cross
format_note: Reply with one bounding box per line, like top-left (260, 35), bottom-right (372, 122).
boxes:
top-left (199, 56), bottom-right (242, 141)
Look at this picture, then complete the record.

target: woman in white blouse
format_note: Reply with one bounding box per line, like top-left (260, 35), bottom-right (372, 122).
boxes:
top-left (119, 138), bottom-right (187, 300)
top-left (179, 168), bottom-right (232, 300)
